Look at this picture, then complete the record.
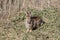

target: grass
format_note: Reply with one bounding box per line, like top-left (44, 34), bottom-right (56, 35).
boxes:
top-left (0, 7), bottom-right (60, 40)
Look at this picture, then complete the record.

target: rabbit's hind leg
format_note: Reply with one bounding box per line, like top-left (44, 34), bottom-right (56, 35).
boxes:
top-left (29, 28), bottom-right (32, 32)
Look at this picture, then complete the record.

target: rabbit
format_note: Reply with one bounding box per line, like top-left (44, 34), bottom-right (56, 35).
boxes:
top-left (25, 11), bottom-right (41, 33)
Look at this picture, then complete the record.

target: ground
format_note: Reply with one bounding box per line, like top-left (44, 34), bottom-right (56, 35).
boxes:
top-left (0, 7), bottom-right (60, 40)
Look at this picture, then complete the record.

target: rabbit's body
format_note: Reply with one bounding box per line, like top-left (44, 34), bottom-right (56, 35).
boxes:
top-left (25, 11), bottom-right (41, 32)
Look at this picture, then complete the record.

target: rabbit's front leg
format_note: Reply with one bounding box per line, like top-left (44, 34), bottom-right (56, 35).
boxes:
top-left (26, 28), bottom-right (32, 33)
top-left (26, 28), bottom-right (30, 33)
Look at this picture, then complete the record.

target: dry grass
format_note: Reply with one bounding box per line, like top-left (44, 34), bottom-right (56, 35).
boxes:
top-left (0, 0), bottom-right (60, 40)
top-left (0, 7), bottom-right (60, 40)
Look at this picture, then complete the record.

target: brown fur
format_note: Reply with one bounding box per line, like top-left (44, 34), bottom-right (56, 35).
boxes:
top-left (25, 11), bottom-right (41, 32)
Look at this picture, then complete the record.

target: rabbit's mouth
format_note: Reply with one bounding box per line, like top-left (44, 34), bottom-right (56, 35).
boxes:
top-left (27, 20), bottom-right (31, 24)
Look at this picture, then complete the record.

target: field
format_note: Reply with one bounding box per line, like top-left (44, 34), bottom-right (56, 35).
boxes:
top-left (0, 7), bottom-right (60, 40)
top-left (0, 0), bottom-right (60, 40)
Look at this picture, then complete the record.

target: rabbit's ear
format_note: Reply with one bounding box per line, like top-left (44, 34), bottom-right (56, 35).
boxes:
top-left (27, 11), bottom-right (31, 14)
top-left (26, 11), bottom-right (31, 16)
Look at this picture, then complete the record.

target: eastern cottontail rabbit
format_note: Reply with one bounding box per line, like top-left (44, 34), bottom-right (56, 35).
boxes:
top-left (25, 11), bottom-right (41, 32)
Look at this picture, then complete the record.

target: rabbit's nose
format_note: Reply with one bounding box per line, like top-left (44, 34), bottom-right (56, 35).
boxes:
top-left (28, 21), bottom-right (31, 24)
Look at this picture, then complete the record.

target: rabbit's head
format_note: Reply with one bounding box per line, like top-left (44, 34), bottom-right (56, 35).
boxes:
top-left (26, 11), bottom-right (31, 17)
